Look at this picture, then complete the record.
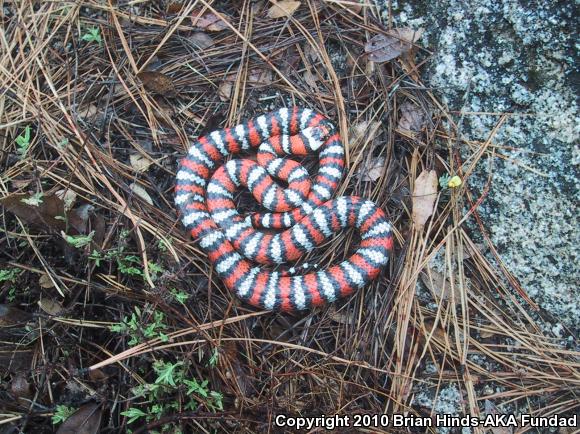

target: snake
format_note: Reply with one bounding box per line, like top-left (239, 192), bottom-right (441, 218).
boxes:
top-left (175, 107), bottom-right (393, 311)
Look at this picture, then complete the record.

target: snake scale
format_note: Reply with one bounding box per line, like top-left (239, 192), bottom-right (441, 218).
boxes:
top-left (175, 107), bottom-right (393, 311)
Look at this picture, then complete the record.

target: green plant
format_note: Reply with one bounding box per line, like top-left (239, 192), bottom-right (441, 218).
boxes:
top-left (52, 405), bottom-right (76, 425)
top-left (81, 27), bottom-right (102, 45)
top-left (170, 288), bottom-right (189, 304)
top-left (121, 359), bottom-right (224, 429)
top-left (89, 246), bottom-right (165, 282)
top-left (21, 192), bottom-right (43, 206)
top-left (0, 268), bottom-right (20, 302)
top-left (15, 126), bottom-right (31, 157)
top-left (120, 407), bottom-right (147, 424)
top-left (207, 348), bottom-right (219, 367)
top-left (0, 268), bottom-right (20, 283)
top-left (110, 306), bottom-right (169, 346)
top-left (63, 230), bottom-right (94, 248)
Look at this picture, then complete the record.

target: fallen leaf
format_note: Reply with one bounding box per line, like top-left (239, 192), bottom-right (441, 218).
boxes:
top-left (349, 120), bottom-right (382, 145)
top-left (129, 183), bottom-right (154, 206)
top-left (422, 319), bottom-right (447, 343)
top-left (0, 194), bottom-right (66, 232)
top-left (365, 27), bottom-right (423, 63)
top-left (166, 2), bottom-right (183, 14)
top-left (479, 328), bottom-right (497, 339)
top-left (55, 189), bottom-right (77, 211)
top-left (359, 156), bottom-right (386, 182)
top-left (10, 372), bottom-right (32, 399)
top-left (137, 71), bottom-right (176, 97)
top-left (247, 68), bottom-right (273, 85)
top-left (88, 368), bottom-right (108, 382)
top-left (188, 32), bottom-right (215, 49)
top-left (191, 9), bottom-right (229, 31)
top-left (0, 305), bottom-right (32, 326)
top-left (218, 80), bottom-right (233, 101)
top-left (56, 402), bottom-right (102, 434)
top-left (412, 170), bottom-right (438, 230)
top-left (38, 298), bottom-right (64, 316)
top-left (77, 104), bottom-right (98, 118)
top-left (327, 305), bottom-right (351, 324)
top-left (398, 101), bottom-right (426, 135)
top-left (268, 1), bottom-right (300, 18)
top-left (129, 153), bottom-right (152, 172)
top-left (39, 273), bottom-right (55, 289)
top-left (11, 178), bottom-right (33, 189)
top-left (303, 70), bottom-right (318, 89)
top-left (420, 270), bottom-right (451, 302)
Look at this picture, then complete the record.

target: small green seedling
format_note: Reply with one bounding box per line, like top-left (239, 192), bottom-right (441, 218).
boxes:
top-left (0, 268), bottom-right (20, 283)
top-left (63, 230), bottom-right (94, 248)
top-left (81, 27), bottom-right (102, 45)
top-left (120, 407), bottom-right (147, 424)
top-left (21, 192), bottom-right (44, 206)
top-left (15, 126), bottom-right (31, 157)
top-left (52, 405), bottom-right (76, 425)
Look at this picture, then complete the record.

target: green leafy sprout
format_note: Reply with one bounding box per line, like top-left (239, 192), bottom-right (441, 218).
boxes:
top-left (120, 359), bottom-right (224, 429)
top-left (81, 27), bottom-right (102, 45)
top-left (21, 192), bottom-right (44, 207)
top-left (52, 405), bottom-right (77, 425)
top-left (110, 306), bottom-right (168, 346)
top-left (90, 246), bottom-right (164, 282)
top-left (63, 230), bottom-right (95, 248)
top-left (15, 125), bottom-right (31, 157)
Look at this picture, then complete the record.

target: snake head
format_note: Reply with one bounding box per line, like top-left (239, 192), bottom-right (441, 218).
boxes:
top-left (303, 120), bottom-right (335, 151)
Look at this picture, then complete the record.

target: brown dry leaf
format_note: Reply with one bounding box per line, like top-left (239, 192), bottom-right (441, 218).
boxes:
top-left (365, 27), bottom-right (423, 63)
top-left (78, 104), bottom-right (98, 118)
top-left (191, 9), bottom-right (229, 31)
top-left (10, 372), bottom-right (32, 399)
top-left (398, 101), bottom-right (426, 135)
top-left (88, 368), bottom-right (108, 382)
top-left (39, 273), bottom-right (55, 289)
top-left (248, 68), bottom-right (273, 85)
top-left (359, 156), bottom-right (386, 182)
top-left (129, 153), bottom-right (152, 172)
top-left (412, 170), bottom-right (438, 230)
top-left (55, 189), bottom-right (77, 210)
top-left (420, 269), bottom-right (451, 301)
top-left (479, 328), bottom-right (497, 339)
top-left (137, 71), bottom-right (176, 97)
top-left (56, 402), bottom-right (102, 434)
top-left (38, 298), bottom-right (64, 316)
top-left (189, 32), bottom-right (215, 49)
top-left (218, 80), bottom-right (233, 101)
top-left (166, 2), bottom-right (183, 14)
top-left (11, 178), bottom-right (33, 189)
top-left (0, 305), bottom-right (32, 326)
top-left (268, 0), bottom-right (300, 18)
top-left (303, 70), bottom-right (318, 89)
top-left (129, 182), bottom-right (154, 206)
top-left (422, 319), bottom-right (447, 343)
top-left (327, 305), bottom-right (350, 324)
top-left (0, 194), bottom-right (66, 232)
top-left (349, 120), bottom-right (382, 144)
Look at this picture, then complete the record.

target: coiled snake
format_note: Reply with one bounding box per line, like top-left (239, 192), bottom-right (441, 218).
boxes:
top-left (175, 107), bottom-right (393, 311)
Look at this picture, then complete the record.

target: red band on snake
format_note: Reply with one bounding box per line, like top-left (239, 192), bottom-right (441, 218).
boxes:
top-left (175, 107), bottom-right (393, 311)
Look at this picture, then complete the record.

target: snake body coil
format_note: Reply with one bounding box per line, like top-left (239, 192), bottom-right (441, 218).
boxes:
top-left (175, 107), bottom-right (393, 311)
